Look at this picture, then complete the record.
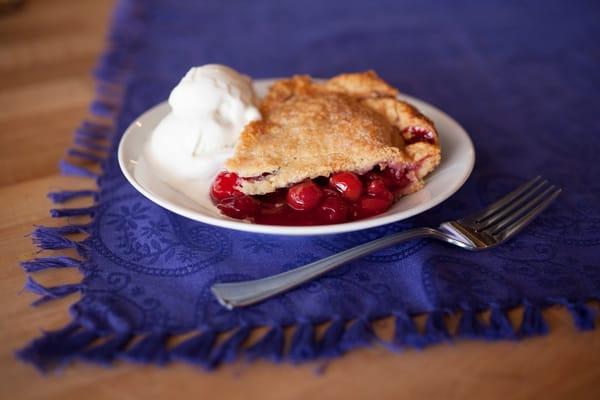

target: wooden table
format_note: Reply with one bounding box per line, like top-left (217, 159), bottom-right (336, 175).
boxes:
top-left (0, 1), bottom-right (598, 399)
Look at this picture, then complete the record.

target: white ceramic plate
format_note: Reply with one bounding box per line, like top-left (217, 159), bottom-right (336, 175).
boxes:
top-left (118, 79), bottom-right (475, 236)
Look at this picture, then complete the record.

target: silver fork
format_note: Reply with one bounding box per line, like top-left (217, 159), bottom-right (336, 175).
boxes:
top-left (211, 176), bottom-right (561, 309)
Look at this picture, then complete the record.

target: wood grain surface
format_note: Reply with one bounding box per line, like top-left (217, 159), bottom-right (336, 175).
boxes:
top-left (0, 1), bottom-right (598, 399)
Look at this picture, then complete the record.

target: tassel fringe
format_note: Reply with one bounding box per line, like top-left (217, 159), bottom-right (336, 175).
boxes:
top-left (50, 206), bottom-right (96, 218)
top-left (31, 226), bottom-right (86, 252)
top-left (15, 299), bottom-right (600, 372)
top-left (33, 223), bottom-right (90, 236)
top-left (80, 121), bottom-right (112, 134)
top-left (289, 321), bottom-right (317, 363)
top-left (81, 332), bottom-right (133, 365)
top-left (74, 137), bottom-right (109, 152)
top-left (21, 256), bottom-right (82, 272)
top-left (488, 304), bottom-right (516, 339)
top-left (246, 326), bottom-right (285, 362)
top-left (518, 303), bottom-right (549, 337)
top-left (392, 311), bottom-right (426, 349)
top-left (59, 160), bottom-right (98, 178)
top-left (339, 318), bottom-right (374, 354)
top-left (24, 276), bottom-right (81, 306)
top-left (457, 308), bottom-right (486, 338)
top-left (67, 148), bottom-right (104, 163)
top-left (209, 325), bottom-right (251, 368)
top-left (90, 100), bottom-right (117, 117)
top-left (47, 190), bottom-right (98, 204)
top-left (16, 323), bottom-right (97, 372)
top-left (318, 318), bottom-right (346, 357)
top-left (171, 330), bottom-right (217, 368)
top-left (75, 127), bottom-right (110, 141)
top-left (423, 310), bottom-right (450, 345)
top-left (121, 333), bottom-right (169, 365)
top-left (566, 302), bottom-right (596, 331)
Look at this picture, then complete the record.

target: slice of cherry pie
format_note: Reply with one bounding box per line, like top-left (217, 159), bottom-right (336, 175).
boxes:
top-left (210, 71), bottom-right (441, 225)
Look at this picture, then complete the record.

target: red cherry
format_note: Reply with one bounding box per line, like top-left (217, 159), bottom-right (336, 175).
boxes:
top-left (315, 196), bottom-right (349, 224)
top-left (258, 189), bottom-right (287, 206)
top-left (362, 171), bottom-right (381, 183)
top-left (380, 167), bottom-right (411, 189)
top-left (217, 195), bottom-right (259, 219)
top-left (322, 187), bottom-right (341, 198)
top-left (378, 168), bottom-right (397, 188)
top-left (329, 172), bottom-right (363, 202)
top-left (258, 201), bottom-right (286, 216)
top-left (357, 196), bottom-right (393, 218)
top-left (254, 202), bottom-right (289, 224)
top-left (287, 210), bottom-right (318, 226)
top-left (211, 172), bottom-right (242, 201)
top-left (286, 181), bottom-right (323, 211)
top-left (348, 202), bottom-right (361, 221)
top-left (366, 178), bottom-right (394, 206)
top-left (254, 206), bottom-right (317, 226)
top-left (394, 174), bottom-right (411, 190)
top-left (403, 127), bottom-right (435, 144)
top-left (366, 177), bottom-right (388, 197)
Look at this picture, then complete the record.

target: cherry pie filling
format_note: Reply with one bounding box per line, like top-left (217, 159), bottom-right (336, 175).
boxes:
top-left (210, 165), bottom-right (416, 225)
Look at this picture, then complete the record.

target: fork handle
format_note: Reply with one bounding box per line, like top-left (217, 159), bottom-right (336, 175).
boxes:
top-left (211, 227), bottom-right (447, 309)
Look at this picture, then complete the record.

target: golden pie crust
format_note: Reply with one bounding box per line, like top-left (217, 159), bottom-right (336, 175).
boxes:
top-left (225, 71), bottom-right (441, 195)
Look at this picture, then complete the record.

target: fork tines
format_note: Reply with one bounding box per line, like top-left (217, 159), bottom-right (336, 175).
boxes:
top-left (467, 176), bottom-right (561, 239)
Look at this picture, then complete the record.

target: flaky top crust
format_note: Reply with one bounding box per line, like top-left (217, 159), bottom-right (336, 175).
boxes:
top-left (225, 71), bottom-right (441, 195)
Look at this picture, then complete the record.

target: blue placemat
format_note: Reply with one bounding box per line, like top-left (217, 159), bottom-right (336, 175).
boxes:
top-left (18, 0), bottom-right (600, 371)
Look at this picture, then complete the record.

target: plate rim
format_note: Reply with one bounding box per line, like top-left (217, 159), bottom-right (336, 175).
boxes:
top-left (118, 79), bottom-right (475, 236)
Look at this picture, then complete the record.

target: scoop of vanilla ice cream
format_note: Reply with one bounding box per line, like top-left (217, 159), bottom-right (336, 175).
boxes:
top-left (168, 64), bottom-right (261, 154)
top-left (144, 65), bottom-right (261, 185)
